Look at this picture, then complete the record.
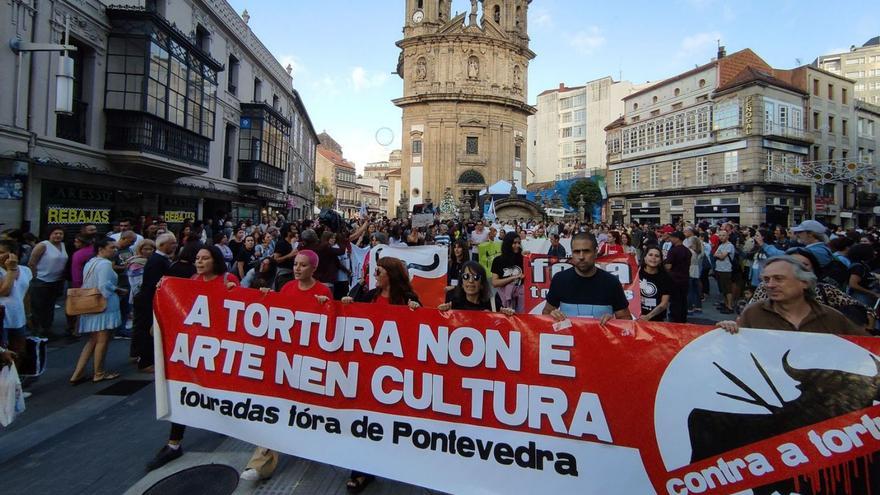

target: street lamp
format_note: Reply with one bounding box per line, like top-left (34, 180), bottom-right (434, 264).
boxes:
top-left (10, 14), bottom-right (78, 122)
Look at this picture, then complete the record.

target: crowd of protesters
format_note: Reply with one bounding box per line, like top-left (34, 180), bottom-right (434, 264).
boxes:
top-left (4, 208), bottom-right (880, 489)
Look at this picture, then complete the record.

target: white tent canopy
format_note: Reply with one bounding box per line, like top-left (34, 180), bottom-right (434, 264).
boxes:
top-left (479, 180), bottom-right (526, 197)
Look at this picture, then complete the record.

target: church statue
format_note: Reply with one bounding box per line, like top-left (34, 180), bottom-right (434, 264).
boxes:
top-left (416, 57), bottom-right (427, 80)
top-left (468, 56), bottom-right (479, 80)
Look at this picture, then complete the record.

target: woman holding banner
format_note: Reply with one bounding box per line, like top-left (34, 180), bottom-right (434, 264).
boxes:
top-left (340, 256), bottom-right (420, 492)
top-left (239, 250), bottom-right (330, 482)
top-left (638, 246), bottom-right (673, 322)
top-left (439, 261), bottom-right (515, 315)
top-left (491, 232), bottom-right (525, 313)
top-left (146, 246), bottom-right (238, 472)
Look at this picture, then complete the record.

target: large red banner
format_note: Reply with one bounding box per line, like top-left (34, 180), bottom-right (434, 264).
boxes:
top-left (154, 278), bottom-right (880, 494)
top-left (523, 253), bottom-right (642, 317)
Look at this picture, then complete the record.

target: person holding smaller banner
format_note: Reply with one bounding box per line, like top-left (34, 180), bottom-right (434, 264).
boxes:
top-left (491, 232), bottom-right (525, 313)
top-left (544, 232), bottom-right (632, 324)
top-left (639, 246), bottom-right (673, 322)
top-left (341, 256), bottom-right (421, 492)
top-left (438, 261), bottom-right (515, 315)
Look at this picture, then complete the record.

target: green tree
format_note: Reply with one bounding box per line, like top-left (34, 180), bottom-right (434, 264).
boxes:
top-left (316, 177), bottom-right (336, 209)
top-left (566, 179), bottom-right (601, 209)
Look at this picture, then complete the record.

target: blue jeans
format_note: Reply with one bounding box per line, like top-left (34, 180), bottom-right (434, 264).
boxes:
top-left (688, 277), bottom-right (702, 309)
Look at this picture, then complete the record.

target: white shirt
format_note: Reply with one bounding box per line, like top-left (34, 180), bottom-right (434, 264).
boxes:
top-left (110, 231), bottom-right (144, 246)
top-left (0, 266), bottom-right (33, 329)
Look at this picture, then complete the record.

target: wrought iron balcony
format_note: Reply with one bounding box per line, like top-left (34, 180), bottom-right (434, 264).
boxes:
top-left (104, 110), bottom-right (209, 169)
top-left (238, 160), bottom-right (285, 190)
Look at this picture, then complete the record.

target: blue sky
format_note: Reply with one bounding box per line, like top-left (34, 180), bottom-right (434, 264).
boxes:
top-left (228, 0), bottom-right (878, 173)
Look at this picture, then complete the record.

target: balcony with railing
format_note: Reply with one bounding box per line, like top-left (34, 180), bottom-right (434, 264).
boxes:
top-left (238, 161), bottom-right (285, 191)
top-left (104, 110), bottom-right (209, 172)
top-left (763, 122), bottom-right (813, 144)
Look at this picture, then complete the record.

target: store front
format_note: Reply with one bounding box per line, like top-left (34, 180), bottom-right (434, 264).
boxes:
top-left (40, 181), bottom-right (157, 238)
top-left (694, 204), bottom-right (740, 225)
top-left (765, 205), bottom-right (789, 227)
top-left (629, 207), bottom-right (660, 226)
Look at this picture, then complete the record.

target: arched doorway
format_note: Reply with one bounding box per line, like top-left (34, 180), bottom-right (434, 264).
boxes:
top-left (458, 169), bottom-right (485, 207)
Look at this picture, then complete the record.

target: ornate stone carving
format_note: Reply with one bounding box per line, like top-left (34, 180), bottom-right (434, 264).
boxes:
top-left (467, 55), bottom-right (479, 80)
top-left (416, 57), bottom-right (427, 81)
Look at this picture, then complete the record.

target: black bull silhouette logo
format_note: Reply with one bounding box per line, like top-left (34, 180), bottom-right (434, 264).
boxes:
top-left (686, 350), bottom-right (880, 494)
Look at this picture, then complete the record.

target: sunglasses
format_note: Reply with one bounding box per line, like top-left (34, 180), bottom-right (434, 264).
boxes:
top-left (460, 272), bottom-right (482, 282)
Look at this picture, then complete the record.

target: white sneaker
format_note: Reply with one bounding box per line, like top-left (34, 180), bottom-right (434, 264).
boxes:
top-left (22, 392), bottom-right (32, 399)
top-left (240, 468), bottom-right (260, 481)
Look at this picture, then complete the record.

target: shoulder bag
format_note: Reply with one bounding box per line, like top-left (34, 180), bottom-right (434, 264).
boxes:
top-left (65, 261), bottom-right (107, 316)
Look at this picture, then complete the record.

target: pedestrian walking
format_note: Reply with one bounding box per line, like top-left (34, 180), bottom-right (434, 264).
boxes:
top-left (26, 227), bottom-right (68, 337)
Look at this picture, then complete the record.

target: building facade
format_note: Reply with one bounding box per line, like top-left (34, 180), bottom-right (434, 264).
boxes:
top-left (316, 139), bottom-right (361, 218)
top-left (605, 49), bottom-right (815, 227)
top-left (527, 77), bottom-right (644, 184)
top-left (817, 37), bottom-right (880, 105)
top-left (0, 0), bottom-right (317, 236)
top-left (393, 0), bottom-right (535, 210)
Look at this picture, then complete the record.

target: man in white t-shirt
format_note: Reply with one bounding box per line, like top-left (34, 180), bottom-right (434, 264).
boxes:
top-left (110, 218), bottom-right (144, 246)
top-left (469, 222), bottom-right (489, 261)
top-left (0, 241), bottom-right (33, 365)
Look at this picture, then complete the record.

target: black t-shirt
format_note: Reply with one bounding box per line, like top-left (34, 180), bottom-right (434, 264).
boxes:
top-left (491, 255), bottom-right (523, 287)
top-left (229, 239), bottom-right (243, 259)
top-left (665, 244), bottom-right (692, 285)
top-left (445, 290), bottom-right (492, 311)
top-left (545, 267), bottom-right (629, 319)
top-left (850, 262), bottom-right (875, 290)
top-left (236, 248), bottom-right (258, 275)
top-left (639, 268), bottom-right (673, 321)
top-left (275, 239), bottom-right (294, 270)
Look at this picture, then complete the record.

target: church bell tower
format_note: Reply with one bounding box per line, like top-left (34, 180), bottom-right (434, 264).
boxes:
top-left (394, 1), bottom-right (535, 209)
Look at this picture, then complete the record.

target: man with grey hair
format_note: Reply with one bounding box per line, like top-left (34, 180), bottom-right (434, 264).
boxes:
top-left (719, 255), bottom-right (865, 335)
top-left (756, 220), bottom-right (833, 268)
top-left (133, 232), bottom-right (177, 371)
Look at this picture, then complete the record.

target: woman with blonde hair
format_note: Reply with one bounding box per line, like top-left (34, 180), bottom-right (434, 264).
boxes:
top-left (687, 234), bottom-right (704, 314)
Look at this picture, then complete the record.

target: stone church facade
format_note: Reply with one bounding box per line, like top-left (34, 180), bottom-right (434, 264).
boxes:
top-left (393, 0), bottom-right (535, 209)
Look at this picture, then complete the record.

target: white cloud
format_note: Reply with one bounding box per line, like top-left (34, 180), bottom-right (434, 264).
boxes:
top-left (278, 54), bottom-right (306, 77)
top-left (310, 75), bottom-right (340, 96)
top-left (567, 27), bottom-right (606, 55)
top-left (350, 66), bottom-right (390, 92)
top-left (531, 7), bottom-right (553, 28)
top-left (677, 31), bottom-right (722, 58)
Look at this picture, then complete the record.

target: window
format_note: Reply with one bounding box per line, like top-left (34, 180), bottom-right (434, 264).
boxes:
top-left (238, 103), bottom-right (291, 171)
top-left (572, 125), bottom-right (585, 137)
top-left (828, 147), bottom-right (834, 161)
top-left (651, 109), bottom-right (660, 117)
top-left (671, 102), bottom-right (682, 110)
top-left (813, 111), bottom-right (820, 130)
top-left (713, 99), bottom-right (740, 131)
top-left (649, 164), bottom-right (659, 189)
top-left (633, 103), bottom-right (639, 111)
top-left (561, 112), bottom-right (572, 123)
top-left (412, 139), bottom-right (422, 155)
top-left (813, 79), bottom-right (819, 96)
top-left (671, 199), bottom-right (683, 206)
top-left (652, 96), bottom-right (658, 104)
top-left (845, 57), bottom-right (864, 65)
top-left (674, 88), bottom-right (680, 97)
top-left (696, 157), bottom-right (708, 185)
top-left (106, 36), bottom-right (146, 112)
top-left (671, 161), bottom-right (682, 188)
top-left (571, 94), bottom-right (585, 107)
top-left (227, 55), bottom-right (239, 95)
top-left (559, 97), bottom-right (572, 110)
top-left (613, 170), bottom-right (622, 191)
top-left (723, 151), bottom-right (738, 183)
top-left (560, 127), bottom-right (572, 138)
top-left (699, 79), bottom-right (706, 88)
top-left (195, 24), bottom-right (210, 53)
top-left (466, 136), bottom-right (478, 154)
top-left (827, 83), bottom-right (834, 100)
top-left (254, 78), bottom-right (262, 102)
top-left (515, 143), bottom-right (521, 160)
top-left (828, 115), bottom-right (834, 133)
top-left (631, 168), bottom-right (640, 189)
top-left (842, 119), bottom-right (848, 136)
top-left (573, 140), bottom-right (586, 154)
top-left (573, 109), bottom-right (585, 122)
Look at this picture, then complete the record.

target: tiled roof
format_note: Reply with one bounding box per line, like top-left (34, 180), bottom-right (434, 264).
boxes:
top-left (317, 146), bottom-right (355, 170)
top-left (715, 66), bottom-right (807, 95)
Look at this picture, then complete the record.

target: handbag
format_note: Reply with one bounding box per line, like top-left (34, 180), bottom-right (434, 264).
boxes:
top-left (65, 261), bottom-right (107, 316)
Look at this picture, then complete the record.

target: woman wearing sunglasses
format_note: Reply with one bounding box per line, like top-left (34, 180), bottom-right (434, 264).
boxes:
top-left (438, 261), bottom-right (515, 315)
